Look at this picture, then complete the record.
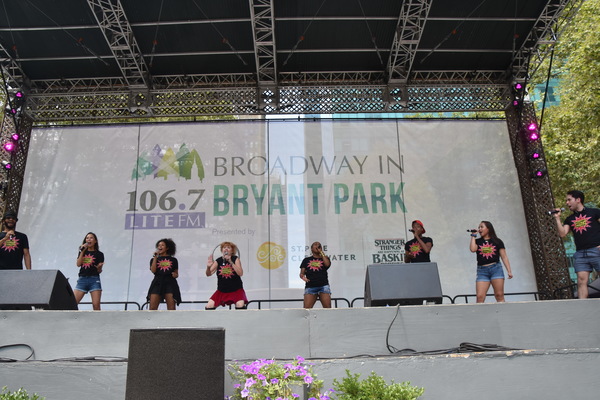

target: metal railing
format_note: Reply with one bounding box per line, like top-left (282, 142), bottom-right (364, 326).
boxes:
top-left (351, 295), bottom-right (454, 307)
top-left (79, 301), bottom-right (142, 310)
top-left (247, 298), bottom-right (351, 310)
top-left (451, 291), bottom-right (546, 304)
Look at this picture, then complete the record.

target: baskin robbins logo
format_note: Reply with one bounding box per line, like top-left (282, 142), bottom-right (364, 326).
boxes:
top-left (125, 143), bottom-right (207, 230)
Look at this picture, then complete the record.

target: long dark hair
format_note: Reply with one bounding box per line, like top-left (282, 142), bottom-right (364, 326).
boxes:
top-left (480, 221), bottom-right (499, 241)
top-left (156, 238), bottom-right (176, 256)
top-left (82, 232), bottom-right (99, 251)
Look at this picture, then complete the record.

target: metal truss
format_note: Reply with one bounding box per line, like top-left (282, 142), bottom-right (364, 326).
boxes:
top-left (509, 0), bottom-right (584, 81)
top-left (24, 82), bottom-right (510, 121)
top-left (86, 0), bottom-right (150, 89)
top-left (386, 0), bottom-right (432, 83)
top-left (0, 41), bottom-right (28, 93)
top-left (504, 102), bottom-right (571, 298)
top-left (249, 0), bottom-right (277, 86)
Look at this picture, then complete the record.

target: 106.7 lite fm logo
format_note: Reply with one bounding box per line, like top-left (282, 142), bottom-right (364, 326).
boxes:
top-left (125, 143), bottom-right (206, 229)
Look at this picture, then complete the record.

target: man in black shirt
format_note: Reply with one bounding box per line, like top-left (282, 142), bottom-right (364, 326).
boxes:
top-left (0, 211), bottom-right (31, 270)
top-left (554, 190), bottom-right (600, 298)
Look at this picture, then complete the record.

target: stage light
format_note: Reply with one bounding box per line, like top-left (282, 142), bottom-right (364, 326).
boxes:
top-left (11, 133), bottom-right (19, 141)
top-left (530, 151), bottom-right (541, 160)
top-left (1, 161), bottom-right (12, 170)
top-left (15, 91), bottom-right (24, 99)
top-left (514, 82), bottom-right (523, 91)
top-left (532, 169), bottom-right (546, 178)
top-left (3, 142), bottom-right (16, 152)
top-left (528, 131), bottom-right (539, 141)
top-left (527, 122), bottom-right (538, 131)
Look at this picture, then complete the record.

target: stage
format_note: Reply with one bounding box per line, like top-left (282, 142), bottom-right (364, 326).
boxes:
top-left (1, 299), bottom-right (599, 399)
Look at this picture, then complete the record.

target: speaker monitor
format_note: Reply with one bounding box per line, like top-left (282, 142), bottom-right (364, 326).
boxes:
top-left (126, 328), bottom-right (225, 400)
top-left (364, 263), bottom-right (443, 306)
top-left (0, 269), bottom-right (78, 310)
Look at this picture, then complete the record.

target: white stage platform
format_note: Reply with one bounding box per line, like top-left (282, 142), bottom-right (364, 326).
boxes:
top-left (1, 300), bottom-right (599, 399)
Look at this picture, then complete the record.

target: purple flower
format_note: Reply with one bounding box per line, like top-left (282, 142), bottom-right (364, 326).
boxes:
top-left (296, 356), bottom-right (305, 363)
top-left (241, 388), bottom-right (249, 398)
top-left (257, 374), bottom-right (267, 381)
top-left (244, 377), bottom-right (256, 388)
top-left (270, 378), bottom-right (279, 384)
top-left (304, 375), bottom-right (313, 384)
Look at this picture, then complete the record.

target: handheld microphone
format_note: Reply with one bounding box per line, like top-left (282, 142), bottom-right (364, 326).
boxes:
top-left (409, 229), bottom-right (414, 233)
top-left (79, 245), bottom-right (86, 251)
top-left (547, 208), bottom-right (565, 215)
top-left (467, 229), bottom-right (477, 233)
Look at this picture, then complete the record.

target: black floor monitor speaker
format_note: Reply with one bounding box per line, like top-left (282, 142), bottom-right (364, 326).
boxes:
top-left (364, 262), bottom-right (443, 306)
top-left (0, 269), bottom-right (78, 310)
top-left (126, 328), bottom-right (225, 400)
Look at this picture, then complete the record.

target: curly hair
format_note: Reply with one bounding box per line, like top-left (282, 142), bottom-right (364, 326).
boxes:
top-left (156, 238), bottom-right (177, 256)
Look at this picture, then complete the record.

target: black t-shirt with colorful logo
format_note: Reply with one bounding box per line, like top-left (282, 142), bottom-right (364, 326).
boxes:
top-left (564, 207), bottom-right (600, 251)
top-left (216, 255), bottom-right (243, 293)
top-left (0, 231), bottom-right (29, 270)
top-left (404, 237), bottom-right (433, 263)
top-left (300, 256), bottom-right (331, 288)
top-left (149, 255), bottom-right (179, 276)
top-left (475, 237), bottom-right (505, 266)
top-left (78, 250), bottom-right (104, 276)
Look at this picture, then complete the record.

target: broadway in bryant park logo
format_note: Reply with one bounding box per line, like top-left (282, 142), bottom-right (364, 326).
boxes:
top-left (132, 144), bottom-right (205, 181)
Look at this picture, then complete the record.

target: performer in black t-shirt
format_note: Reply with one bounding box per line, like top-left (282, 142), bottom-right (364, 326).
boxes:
top-left (0, 211), bottom-right (31, 270)
top-left (404, 220), bottom-right (433, 263)
top-left (469, 221), bottom-right (513, 303)
top-left (553, 190), bottom-right (600, 298)
top-left (147, 238), bottom-right (181, 310)
top-left (299, 241), bottom-right (332, 308)
top-left (205, 241), bottom-right (248, 309)
top-left (74, 232), bottom-right (105, 310)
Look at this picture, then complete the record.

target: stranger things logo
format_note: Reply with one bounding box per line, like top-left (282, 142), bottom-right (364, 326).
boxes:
top-left (371, 238), bottom-right (405, 263)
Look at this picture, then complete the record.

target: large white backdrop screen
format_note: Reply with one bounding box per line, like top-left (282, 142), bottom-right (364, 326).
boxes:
top-left (19, 120), bottom-right (537, 307)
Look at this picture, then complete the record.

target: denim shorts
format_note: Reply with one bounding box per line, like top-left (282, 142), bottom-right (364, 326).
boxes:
top-left (75, 275), bottom-right (102, 293)
top-left (476, 262), bottom-right (505, 282)
top-left (573, 246), bottom-right (600, 273)
top-left (304, 285), bottom-right (331, 295)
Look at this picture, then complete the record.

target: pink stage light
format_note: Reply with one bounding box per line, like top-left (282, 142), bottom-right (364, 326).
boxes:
top-left (530, 152), bottom-right (541, 159)
top-left (1, 161), bottom-right (11, 170)
top-left (3, 142), bottom-right (16, 152)
top-left (11, 133), bottom-right (20, 141)
top-left (528, 131), bottom-right (540, 141)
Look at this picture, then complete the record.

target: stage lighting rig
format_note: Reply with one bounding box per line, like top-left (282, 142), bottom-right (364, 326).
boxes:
top-left (1, 161), bottom-right (12, 170)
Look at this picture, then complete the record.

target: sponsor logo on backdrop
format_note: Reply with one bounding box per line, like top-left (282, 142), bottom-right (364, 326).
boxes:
top-left (371, 238), bottom-right (405, 263)
top-left (256, 242), bottom-right (287, 270)
top-left (125, 143), bottom-right (407, 229)
top-left (289, 244), bottom-right (356, 263)
top-left (126, 143), bottom-right (206, 229)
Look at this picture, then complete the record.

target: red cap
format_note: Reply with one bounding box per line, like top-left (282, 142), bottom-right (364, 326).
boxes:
top-left (412, 220), bottom-right (425, 233)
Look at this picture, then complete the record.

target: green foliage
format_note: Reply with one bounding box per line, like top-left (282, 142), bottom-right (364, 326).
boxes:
top-left (0, 387), bottom-right (44, 400)
top-left (331, 370), bottom-right (424, 400)
top-left (532, 0), bottom-right (600, 206)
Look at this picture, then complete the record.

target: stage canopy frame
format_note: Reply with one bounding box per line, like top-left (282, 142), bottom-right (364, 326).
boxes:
top-left (0, 0), bottom-right (582, 299)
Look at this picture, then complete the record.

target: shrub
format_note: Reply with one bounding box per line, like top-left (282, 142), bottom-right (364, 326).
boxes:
top-left (0, 387), bottom-right (44, 400)
top-left (331, 370), bottom-right (424, 400)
